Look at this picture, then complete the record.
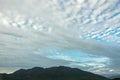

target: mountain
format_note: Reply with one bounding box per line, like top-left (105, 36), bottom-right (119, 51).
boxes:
top-left (1, 66), bottom-right (110, 80)
top-left (0, 74), bottom-right (3, 80)
top-left (112, 78), bottom-right (120, 80)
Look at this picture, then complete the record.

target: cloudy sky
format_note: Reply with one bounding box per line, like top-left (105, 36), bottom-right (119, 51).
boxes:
top-left (0, 0), bottom-right (120, 76)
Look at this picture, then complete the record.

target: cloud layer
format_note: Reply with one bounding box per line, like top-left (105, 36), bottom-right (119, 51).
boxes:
top-left (0, 0), bottom-right (120, 75)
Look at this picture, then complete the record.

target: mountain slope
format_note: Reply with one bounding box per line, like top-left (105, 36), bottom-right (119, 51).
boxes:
top-left (0, 74), bottom-right (3, 80)
top-left (2, 66), bottom-right (110, 80)
top-left (112, 78), bottom-right (120, 80)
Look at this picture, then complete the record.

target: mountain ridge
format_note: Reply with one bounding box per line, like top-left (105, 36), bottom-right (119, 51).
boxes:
top-left (1, 66), bottom-right (111, 80)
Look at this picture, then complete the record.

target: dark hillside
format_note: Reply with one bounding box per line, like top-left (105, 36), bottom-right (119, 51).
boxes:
top-left (2, 66), bottom-right (110, 80)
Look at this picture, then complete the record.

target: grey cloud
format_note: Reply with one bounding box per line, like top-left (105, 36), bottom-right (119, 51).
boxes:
top-left (0, 0), bottom-right (120, 75)
top-left (0, 48), bottom-right (71, 73)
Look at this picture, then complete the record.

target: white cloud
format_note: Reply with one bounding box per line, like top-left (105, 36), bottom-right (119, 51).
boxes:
top-left (0, 0), bottom-right (120, 75)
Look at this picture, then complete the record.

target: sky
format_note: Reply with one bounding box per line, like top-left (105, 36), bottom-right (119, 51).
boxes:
top-left (0, 0), bottom-right (120, 76)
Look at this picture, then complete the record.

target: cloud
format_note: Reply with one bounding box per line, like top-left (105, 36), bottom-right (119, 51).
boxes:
top-left (0, 0), bottom-right (120, 75)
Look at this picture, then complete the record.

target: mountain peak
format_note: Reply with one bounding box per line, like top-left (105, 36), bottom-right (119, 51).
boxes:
top-left (2, 66), bottom-right (110, 80)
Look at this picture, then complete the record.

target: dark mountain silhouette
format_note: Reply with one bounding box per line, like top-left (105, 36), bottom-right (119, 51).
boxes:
top-left (0, 74), bottom-right (3, 80)
top-left (1, 66), bottom-right (111, 80)
top-left (112, 78), bottom-right (120, 80)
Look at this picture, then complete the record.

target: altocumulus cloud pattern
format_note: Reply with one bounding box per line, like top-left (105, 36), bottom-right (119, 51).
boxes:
top-left (0, 0), bottom-right (120, 75)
